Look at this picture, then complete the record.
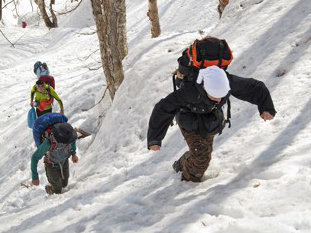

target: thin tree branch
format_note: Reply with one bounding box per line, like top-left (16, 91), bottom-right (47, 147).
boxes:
top-left (74, 127), bottom-right (91, 139)
top-left (76, 49), bottom-right (99, 62)
top-left (13, 0), bottom-right (19, 18)
top-left (54, 0), bottom-right (82, 16)
top-left (0, 29), bottom-right (15, 47)
top-left (75, 31), bottom-right (97, 36)
top-left (2, 0), bottom-right (15, 9)
top-left (88, 66), bottom-right (102, 71)
top-left (82, 85), bottom-right (109, 112)
top-left (12, 27), bottom-right (36, 46)
top-left (30, 0), bottom-right (34, 11)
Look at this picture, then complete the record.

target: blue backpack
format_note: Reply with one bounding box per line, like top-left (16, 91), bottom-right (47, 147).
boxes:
top-left (32, 113), bottom-right (68, 147)
top-left (34, 61), bottom-right (50, 77)
top-left (33, 61), bottom-right (42, 75)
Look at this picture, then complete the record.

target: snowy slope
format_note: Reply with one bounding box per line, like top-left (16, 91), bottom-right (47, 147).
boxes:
top-left (0, 0), bottom-right (311, 232)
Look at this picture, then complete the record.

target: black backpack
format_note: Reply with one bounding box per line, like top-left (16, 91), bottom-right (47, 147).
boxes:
top-left (172, 37), bottom-right (233, 130)
top-left (173, 37), bottom-right (233, 90)
top-left (185, 37), bottom-right (233, 69)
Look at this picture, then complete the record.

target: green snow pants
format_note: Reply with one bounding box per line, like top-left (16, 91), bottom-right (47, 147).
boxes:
top-left (45, 159), bottom-right (69, 194)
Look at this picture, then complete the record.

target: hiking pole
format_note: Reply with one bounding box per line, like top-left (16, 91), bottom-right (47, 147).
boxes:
top-left (0, 29), bottom-right (15, 47)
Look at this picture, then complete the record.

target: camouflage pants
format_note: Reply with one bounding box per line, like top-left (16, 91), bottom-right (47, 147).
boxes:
top-left (178, 127), bottom-right (214, 182)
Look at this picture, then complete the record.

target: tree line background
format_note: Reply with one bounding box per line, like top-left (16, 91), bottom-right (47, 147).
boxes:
top-left (0, 0), bottom-right (161, 100)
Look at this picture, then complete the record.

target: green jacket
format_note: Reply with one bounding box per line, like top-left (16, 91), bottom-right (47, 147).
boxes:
top-left (31, 139), bottom-right (76, 180)
top-left (30, 84), bottom-right (63, 110)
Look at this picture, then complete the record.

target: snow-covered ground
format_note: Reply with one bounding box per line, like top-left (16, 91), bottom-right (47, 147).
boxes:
top-left (0, 0), bottom-right (311, 232)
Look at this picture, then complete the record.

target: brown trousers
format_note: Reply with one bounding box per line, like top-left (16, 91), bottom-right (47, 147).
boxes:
top-left (179, 127), bottom-right (214, 182)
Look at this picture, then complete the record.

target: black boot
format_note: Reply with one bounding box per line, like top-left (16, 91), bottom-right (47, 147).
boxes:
top-left (181, 173), bottom-right (201, 182)
top-left (172, 160), bottom-right (182, 173)
top-left (45, 185), bottom-right (55, 195)
top-left (172, 151), bottom-right (190, 173)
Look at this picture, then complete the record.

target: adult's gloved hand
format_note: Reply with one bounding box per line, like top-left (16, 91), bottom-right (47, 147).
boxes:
top-left (32, 179), bottom-right (39, 186)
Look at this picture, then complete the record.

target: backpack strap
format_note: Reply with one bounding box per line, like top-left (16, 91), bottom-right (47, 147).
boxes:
top-left (47, 84), bottom-right (51, 98)
top-left (33, 84), bottom-right (53, 103)
top-left (59, 162), bottom-right (65, 179)
top-left (172, 74), bottom-right (177, 92)
top-left (216, 108), bottom-right (224, 135)
top-left (49, 135), bottom-right (57, 153)
top-left (188, 40), bottom-right (196, 66)
top-left (44, 135), bottom-right (57, 166)
top-left (225, 98), bottom-right (231, 128)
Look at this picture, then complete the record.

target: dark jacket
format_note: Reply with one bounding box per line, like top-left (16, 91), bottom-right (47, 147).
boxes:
top-left (147, 72), bottom-right (276, 148)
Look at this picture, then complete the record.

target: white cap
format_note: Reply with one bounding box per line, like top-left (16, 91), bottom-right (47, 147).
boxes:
top-left (196, 66), bottom-right (230, 98)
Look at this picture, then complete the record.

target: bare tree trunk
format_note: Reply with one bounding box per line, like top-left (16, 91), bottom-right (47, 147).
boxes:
top-left (117, 1), bottom-right (128, 60)
top-left (0, 29), bottom-right (15, 47)
top-left (218, 0), bottom-right (229, 18)
top-left (49, 0), bottom-right (57, 25)
top-left (30, 0), bottom-right (34, 11)
top-left (36, 0), bottom-right (58, 28)
top-left (147, 0), bottom-right (161, 38)
top-left (13, 0), bottom-right (19, 18)
top-left (91, 0), bottom-right (128, 100)
top-left (0, 0), bottom-right (2, 21)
